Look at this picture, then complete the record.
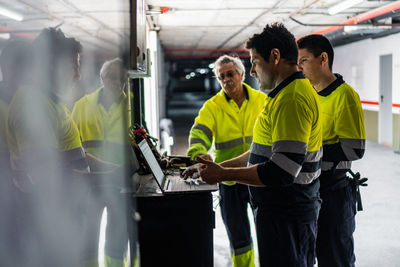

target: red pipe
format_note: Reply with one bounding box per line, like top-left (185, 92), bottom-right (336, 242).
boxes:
top-left (361, 100), bottom-right (379, 105)
top-left (0, 26), bottom-right (36, 40)
top-left (310, 1), bottom-right (400, 35)
top-left (165, 48), bottom-right (248, 53)
top-left (361, 100), bottom-right (400, 108)
top-left (166, 54), bottom-right (250, 59)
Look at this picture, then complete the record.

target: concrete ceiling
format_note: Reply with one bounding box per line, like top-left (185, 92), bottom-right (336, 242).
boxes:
top-left (0, 0), bottom-right (129, 56)
top-left (0, 0), bottom-right (399, 57)
top-left (146, 0), bottom-right (400, 59)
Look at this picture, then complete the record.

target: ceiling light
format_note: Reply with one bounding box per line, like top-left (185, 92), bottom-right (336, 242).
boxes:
top-left (328, 0), bottom-right (363, 15)
top-left (0, 5), bottom-right (23, 21)
top-left (343, 25), bottom-right (392, 33)
top-left (0, 33), bottom-right (10, 39)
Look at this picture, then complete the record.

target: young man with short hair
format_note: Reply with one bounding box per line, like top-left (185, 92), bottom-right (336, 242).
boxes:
top-left (298, 34), bottom-right (366, 267)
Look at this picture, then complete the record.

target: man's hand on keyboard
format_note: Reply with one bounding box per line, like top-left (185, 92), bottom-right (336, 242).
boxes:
top-left (182, 164), bottom-right (200, 179)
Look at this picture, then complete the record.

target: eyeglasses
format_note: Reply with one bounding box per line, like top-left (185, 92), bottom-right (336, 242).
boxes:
top-left (217, 70), bottom-right (237, 80)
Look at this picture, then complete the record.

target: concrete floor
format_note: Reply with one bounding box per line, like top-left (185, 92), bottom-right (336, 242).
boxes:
top-left (167, 91), bottom-right (400, 267)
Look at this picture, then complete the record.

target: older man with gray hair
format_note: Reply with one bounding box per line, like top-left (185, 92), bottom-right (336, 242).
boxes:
top-left (72, 57), bottom-right (131, 267)
top-left (186, 55), bottom-right (266, 267)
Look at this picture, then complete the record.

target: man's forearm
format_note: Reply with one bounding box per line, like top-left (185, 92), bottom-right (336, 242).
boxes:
top-left (220, 164), bottom-right (264, 186)
top-left (86, 152), bottom-right (118, 172)
top-left (220, 151), bottom-right (250, 168)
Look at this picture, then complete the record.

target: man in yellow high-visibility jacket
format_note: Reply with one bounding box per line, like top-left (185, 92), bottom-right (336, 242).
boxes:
top-left (72, 58), bottom-right (131, 267)
top-left (7, 28), bottom-right (121, 267)
top-left (298, 34), bottom-right (365, 267)
top-left (6, 28), bottom-right (88, 267)
top-left (198, 23), bottom-right (323, 267)
top-left (186, 55), bottom-right (267, 267)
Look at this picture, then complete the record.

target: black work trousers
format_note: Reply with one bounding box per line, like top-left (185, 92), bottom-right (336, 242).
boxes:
top-left (254, 208), bottom-right (317, 267)
top-left (82, 185), bottom-right (129, 263)
top-left (219, 183), bottom-right (254, 255)
top-left (317, 180), bottom-right (357, 267)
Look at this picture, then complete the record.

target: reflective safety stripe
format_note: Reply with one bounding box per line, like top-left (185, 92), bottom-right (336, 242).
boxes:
top-left (272, 140), bottom-right (308, 154)
top-left (321, 160), bottom-right (352, 171)
top-left (232, 243), bottom-right (253, 256)
top-left (305, 148), bottom-right (323, 162)
top-left (295, 169), bottom-right (321, 184)
top-left (341, 138), bottom-right (365, 160)
top-left (61, 146), bottom-right (86, 161)
top-left (250, 142), bottom-right (272, 158)
top-left (82, 140), bottom-right (105, 148)
top-left (244, 136), bottom-right (253, 144)
top-left (191, 124), bottom-right (213, 142)
top-left (215, 137), bottom-right (244, 150)
top-left (189, 138), bottom-right (207, 148)
top-left (339, 138), bottom-right (365, 149)
top-left (82, 140), bottom-right (131, 151)
top-left (270, 153), bottom-right (302, 177)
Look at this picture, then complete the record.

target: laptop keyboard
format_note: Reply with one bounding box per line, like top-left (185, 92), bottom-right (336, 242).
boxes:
top-left (167, 175), bottom-right (196, 191)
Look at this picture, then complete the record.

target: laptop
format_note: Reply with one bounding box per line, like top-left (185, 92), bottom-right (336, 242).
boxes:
top-left (138, 139), bottom-right (218, 194)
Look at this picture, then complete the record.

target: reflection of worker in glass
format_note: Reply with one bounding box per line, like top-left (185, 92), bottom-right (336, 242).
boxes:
top-left (72, 58), bottom-right (130, 267)
top-left (6, 28), bottom-right (88, 266)
top-left (186, 55), bottom-right (267, 266)
top-left (0, 39), bottom-right (31, 265)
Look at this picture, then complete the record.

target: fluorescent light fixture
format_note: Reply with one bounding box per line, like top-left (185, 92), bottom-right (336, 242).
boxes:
top-left (0, 33), bottom-right (10, 39)
top-left (343, 25), bottom-right (391, 33)
top-left (328, 0), bottom-right (363, 15)
top-left (0, 5), bottom-right (24, 21)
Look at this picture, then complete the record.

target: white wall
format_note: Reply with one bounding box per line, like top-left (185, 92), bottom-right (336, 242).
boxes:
top-left (333, 32), bottom-right (400, 113)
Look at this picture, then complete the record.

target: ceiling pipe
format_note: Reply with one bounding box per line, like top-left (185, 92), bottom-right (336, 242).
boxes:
top-left (306, 1), bottom-right (400, 35)
top-left (290, 16), bottom-right (400, 27)
top-left (166, 54), bottom-right (250, 60)
top-left (165, 48), bottom-right (248, 53)
top-left (0, 25), bottom-right (35, 39)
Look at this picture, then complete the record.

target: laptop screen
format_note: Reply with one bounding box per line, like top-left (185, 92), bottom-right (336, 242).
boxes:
top-left (138, 139), bottom-right (165, 186)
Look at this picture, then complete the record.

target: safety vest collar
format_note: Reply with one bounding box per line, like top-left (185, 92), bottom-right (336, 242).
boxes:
top-left (318, 73), bottom-right (345, 97)
top-left (223, 83), bottom-right (249, 102)
top-left (268, 71), bottom-right (305, 98)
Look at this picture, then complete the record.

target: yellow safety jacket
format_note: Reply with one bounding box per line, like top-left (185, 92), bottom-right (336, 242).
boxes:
top-left (71, 87), bottom-right (131, 165)
top-left (187, 83), bottom-right (267, 185)
top-left (318, 74), bottom-right (365, 185)
top-left (7, 87), bottom-right (87, 172)
top-left (248, 72), bottom-right (323, 222)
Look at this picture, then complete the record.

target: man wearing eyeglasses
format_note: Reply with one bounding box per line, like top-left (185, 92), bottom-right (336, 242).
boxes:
top-left (186, 55), bottom-right (266, 267)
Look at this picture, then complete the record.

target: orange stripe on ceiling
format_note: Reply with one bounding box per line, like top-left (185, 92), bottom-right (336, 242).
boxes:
top-left (306, 1), bottom-right (400, 36)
